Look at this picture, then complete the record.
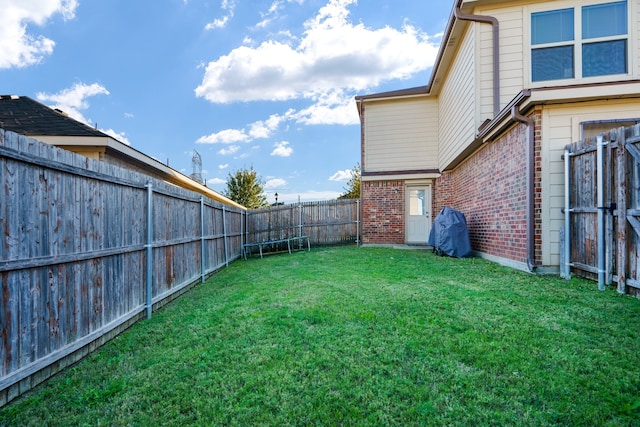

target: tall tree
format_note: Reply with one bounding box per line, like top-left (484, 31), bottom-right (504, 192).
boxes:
top-left (338, 162), bottom-right (361, 199)
top-left (224, 166), bottom-right (268, 209)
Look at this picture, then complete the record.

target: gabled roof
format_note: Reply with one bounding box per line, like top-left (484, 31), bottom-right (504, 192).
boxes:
top-left (0, 95), bottom-right (108, 137)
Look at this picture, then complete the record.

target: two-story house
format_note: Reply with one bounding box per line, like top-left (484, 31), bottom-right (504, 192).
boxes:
top-left (356, 0), bottom-right (639, 273)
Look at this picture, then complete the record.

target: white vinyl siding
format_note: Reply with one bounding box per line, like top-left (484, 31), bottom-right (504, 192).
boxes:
top-left (438, 25), bottom-right (476, 169)
top-left (438, 4), bottom-right (528, 169)
top-left (474, 6), bottom-right (524, 118)
top-left (496, 14), bottom-right (526, 106)
top-left (476, 4), bottom-right (526, 119)
top-left (364, 98), bottom-right (438, 173)
top-left (541, 99), bottom-right (640, 266)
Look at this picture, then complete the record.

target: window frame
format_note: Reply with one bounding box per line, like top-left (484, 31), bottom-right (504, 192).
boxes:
top-left (527, 0), bottom-right (631, 86)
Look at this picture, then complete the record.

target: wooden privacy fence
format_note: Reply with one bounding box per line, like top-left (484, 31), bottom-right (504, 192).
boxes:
top-left (245, 199), bottom-right (360, 255)
top-left (563, 124), bottom-right (640, 295)
top-left (0, 130), bottom-right (245, 406)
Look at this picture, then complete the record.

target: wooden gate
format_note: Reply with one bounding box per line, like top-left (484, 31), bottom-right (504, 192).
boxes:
top-left (564, 124), bottom-right (640, 295)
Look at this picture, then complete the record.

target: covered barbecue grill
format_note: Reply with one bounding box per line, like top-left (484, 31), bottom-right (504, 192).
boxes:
top-left (427, 206), bottom-right (472, 258)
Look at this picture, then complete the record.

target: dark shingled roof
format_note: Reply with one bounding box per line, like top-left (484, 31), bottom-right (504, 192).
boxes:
top-left (0, 95), bottom-right (108, 137)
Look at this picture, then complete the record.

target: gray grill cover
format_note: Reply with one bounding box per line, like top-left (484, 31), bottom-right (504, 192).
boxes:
top-left (427, 206), bottom-right (472, 258)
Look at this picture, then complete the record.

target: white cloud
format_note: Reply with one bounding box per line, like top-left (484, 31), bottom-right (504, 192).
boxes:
top-left (254, 1), bottom-right (282, 29)
top-left (0, 0), bottom-right (78, 69)
top-left (219, 163), bottom-right (229, 169)
top-left (205, 16), bottom-right (230, 30)
top-left (36, 83), bottom-right (129, 144)
top-left (199, 111), bottom-right (291, 148)
top-left (255, 17), bottom-right (272, 29)
top-left (329, 169), bottom-right (351, 181)
top-left (271, 141), bottom-right (293, 157)
top-left (248, 122), bottom-right (271, 139)
top-left (265, 178), bottom-right (287, 189)
top-left (207, 177), bottom-right (226, 186)
top-left (218, 145), bottom-right (240, 155)
top-left (36, 82), bottom-right (110, 125)
top-left (205, 0), bottom-right (236, 30)
top-left (267, 0), bottom-right (283, 14)
top-left (201, 89), bottom-right (356, 142)
top-left (124, 112), bottom-right (134, 119)
top-left (196, 41), bottom-right (302, 103)
top-left (195, 0), bottom-right (436, 104)
top-left (197, 128), bottom-right (249, 144)
top-left (249, 113), bottom-right (287, 139)
top-left (256, 0), bottom-right (305, 30)
top-left (101, 128), bottom-right (131, 145)
top-left (196, 0), bottom-right (435, 146)
top-left (291, 89), bottom-right (359, 125)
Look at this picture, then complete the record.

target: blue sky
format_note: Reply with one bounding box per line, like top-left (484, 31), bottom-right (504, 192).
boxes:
top-left (0, 0), bottom-right (449, 203)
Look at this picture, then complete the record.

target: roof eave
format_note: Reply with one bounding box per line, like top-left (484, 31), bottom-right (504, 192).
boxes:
top-left (354, 85), bottom-right (429, 102)
top-left (355, 0), bottom-right (466, 106)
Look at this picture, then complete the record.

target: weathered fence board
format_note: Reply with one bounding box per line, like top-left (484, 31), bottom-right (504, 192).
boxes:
top-left (565, 124), bottom-right (640, 295)
top-left (0, 127), bottom-right (360, 406)
top-left (245, 199), bottom-right (360, 255)
top-left (0, 129), bottom-right (244, 406)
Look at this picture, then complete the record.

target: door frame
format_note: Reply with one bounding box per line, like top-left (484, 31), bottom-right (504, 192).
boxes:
top-left (405, 182), bottom-right (433, 244)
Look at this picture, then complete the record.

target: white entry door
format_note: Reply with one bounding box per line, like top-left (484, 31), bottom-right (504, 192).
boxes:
top-left (406, 186), bottom-right (432, 244)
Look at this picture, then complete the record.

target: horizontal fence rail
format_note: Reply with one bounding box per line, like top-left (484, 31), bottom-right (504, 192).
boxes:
top-left (0, 129), bottom-right (245, 406)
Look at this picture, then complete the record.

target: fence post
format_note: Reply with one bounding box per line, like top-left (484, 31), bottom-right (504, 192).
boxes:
top-left (145, 180), bottom-right (153, 319)
top-left (606, 133), bottom-right (614, 286)
top-left (617, 126), bottom-right (627, 293)
top-left (298, 198), bottom-right (303, 248)
top-left (200, 197), bottom-right (205, 284)
top-left (245, 209), bottom-right (249, 246)
top-left (223, 206), bottom-right (229, 267)
top-left (356, 199), bottom-right (361, 246)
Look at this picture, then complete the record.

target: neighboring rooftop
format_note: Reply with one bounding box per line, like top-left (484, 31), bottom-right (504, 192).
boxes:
top-left (0, 95), bottom-right (107, 137)
top-left (0, 94), bottom-right (246, 210)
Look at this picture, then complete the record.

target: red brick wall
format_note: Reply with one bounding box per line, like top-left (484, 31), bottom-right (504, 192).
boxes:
top-left (433, 109), bottom-right (542, 265)
top-left (361, 180), bottom-right (405, 244)
top-left (432, 172), bottom-right (452, 218)
top-left (360, 110), bottom-right (543, 265)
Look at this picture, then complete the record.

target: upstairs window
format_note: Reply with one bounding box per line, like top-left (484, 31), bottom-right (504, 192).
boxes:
top-left (531, 1), bottom-right (627, 82)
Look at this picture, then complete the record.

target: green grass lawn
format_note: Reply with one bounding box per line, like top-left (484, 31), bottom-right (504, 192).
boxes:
top-left (2, 246), bottom-right (640, 426)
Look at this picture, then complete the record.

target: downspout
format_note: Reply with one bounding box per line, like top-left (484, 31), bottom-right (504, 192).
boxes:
top-left (511, 106), bottom-right (536, 272)
top-left (454, 5), bottom-right (500, 116)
